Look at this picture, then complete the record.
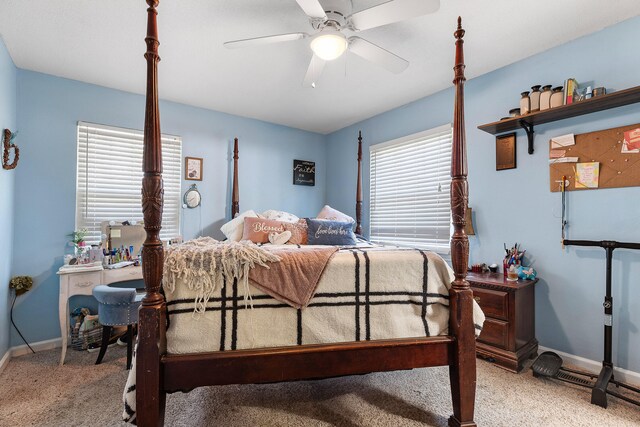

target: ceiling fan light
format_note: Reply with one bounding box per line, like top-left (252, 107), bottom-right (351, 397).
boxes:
top-left (310, 33), bottom-right (347, 61)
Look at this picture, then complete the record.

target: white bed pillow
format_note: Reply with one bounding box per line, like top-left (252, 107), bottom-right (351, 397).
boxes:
top-left (220, 210), bottom-right (258, 241)
top-left (316, 205), bottom-right (354, 224)
top-left (261, 209), bottom-right (299, 223)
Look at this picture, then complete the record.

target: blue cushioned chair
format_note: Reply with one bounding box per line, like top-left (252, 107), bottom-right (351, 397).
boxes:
top-left (92, 285), bottom-right (143, 369)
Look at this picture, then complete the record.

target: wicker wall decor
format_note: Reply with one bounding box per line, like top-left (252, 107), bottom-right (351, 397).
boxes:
top-left (2, 128), bottom-right (19, 170)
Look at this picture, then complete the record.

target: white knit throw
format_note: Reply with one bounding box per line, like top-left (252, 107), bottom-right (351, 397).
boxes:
top-left (163, 237), bottom-right (281, 316)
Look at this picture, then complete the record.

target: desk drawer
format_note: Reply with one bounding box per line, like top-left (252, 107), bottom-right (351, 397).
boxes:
top-left (471, 287), bottom-right (509, 320)
top-left (478, 318), bottom-right (509, 350)
top-left (68, 272), bottom-right (102, 294)
top-left (103, 266), bottom-right (143, 285)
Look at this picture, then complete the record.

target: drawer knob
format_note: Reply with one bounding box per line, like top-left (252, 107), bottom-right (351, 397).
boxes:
top-left (474, 296), bottom-right (481, 304)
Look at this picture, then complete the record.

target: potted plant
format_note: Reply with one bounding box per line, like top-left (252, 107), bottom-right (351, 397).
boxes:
top-left (68, 229), bottom-right (89, 253)
top-left (9, 275), bottom-right (33, 296)
top-left (9, 276), bottom-right (35, 353)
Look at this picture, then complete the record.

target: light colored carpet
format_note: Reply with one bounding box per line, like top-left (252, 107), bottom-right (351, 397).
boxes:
top-left (0, 347), bottom-right (638, 426)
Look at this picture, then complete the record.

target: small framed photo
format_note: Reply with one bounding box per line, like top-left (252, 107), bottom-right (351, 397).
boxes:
top-left (185, 157), bottom-right (203, 181)
top-left (496, 133), bottom-right (517, 171)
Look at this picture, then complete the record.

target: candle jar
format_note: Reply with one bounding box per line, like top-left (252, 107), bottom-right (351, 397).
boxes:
top-left (550, 86), bottom-right (564, 108)
top-left (530, 85), bottom-right (541, 112)
top-left (539, 85), bottom-right (552, 110)
top-left (520, 91), bottom-right (531, 115)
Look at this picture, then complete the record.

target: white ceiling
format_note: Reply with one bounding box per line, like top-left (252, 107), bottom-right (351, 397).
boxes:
top-left (0, 0), bottom-right (638, 134)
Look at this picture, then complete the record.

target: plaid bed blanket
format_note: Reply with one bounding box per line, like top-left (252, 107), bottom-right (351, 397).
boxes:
top-left (123, 244), bottom-right (484, 422)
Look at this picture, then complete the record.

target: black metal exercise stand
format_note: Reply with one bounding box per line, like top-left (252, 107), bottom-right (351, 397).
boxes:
top-left (533, 239), bottom-right (640, 408)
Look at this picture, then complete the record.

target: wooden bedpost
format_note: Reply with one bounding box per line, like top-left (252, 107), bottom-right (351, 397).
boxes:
top-left (448, 17), bottom-right (476, 427)
top-left (137, 1), bottom-right (167, 425)
top-left (232, 137), bottom-right (240, 218)
top-left (355, 130), bottom-right (363, 235)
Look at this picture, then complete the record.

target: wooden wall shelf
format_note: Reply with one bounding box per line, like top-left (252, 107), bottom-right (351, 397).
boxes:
top-left (478, 85), bottom-right (640, 154)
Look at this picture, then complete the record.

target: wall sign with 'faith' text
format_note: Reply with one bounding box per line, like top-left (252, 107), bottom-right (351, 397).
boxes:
top-left (293, 160), bottom-right (315, 186)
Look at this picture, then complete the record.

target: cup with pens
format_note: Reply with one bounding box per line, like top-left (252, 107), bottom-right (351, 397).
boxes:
top-left (503, 243), bottom-right (525, 281)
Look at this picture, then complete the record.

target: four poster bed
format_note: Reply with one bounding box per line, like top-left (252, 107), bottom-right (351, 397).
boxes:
top-left (133, 1), bottom-right (478, 426)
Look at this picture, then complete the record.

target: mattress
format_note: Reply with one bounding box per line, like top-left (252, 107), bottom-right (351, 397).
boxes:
top-left (163, 244), bottom-right (485, 354)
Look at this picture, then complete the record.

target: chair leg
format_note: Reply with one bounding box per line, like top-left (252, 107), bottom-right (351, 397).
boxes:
top-left (126, 324), bottom-right (133, 370)
top-left (95, 325), bottom-right (112, 365)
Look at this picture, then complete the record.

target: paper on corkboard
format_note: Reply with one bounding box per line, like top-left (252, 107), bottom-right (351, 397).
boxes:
top-left (549, 123), bottom-right (640, 192)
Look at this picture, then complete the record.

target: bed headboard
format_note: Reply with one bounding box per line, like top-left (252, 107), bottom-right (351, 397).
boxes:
top-left (232, 137), bottom-right (240, 218)
top-left (356, 130), bottom-right (363, 235)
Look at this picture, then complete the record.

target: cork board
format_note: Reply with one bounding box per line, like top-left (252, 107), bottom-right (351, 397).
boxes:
top-left (549, 123), bottom-right (640, 192)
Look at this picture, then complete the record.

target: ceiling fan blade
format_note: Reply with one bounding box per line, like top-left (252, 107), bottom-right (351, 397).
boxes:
top-left (349, 0), bottom-right (440, 31)
top-left (303, 55), bottom-right (326, 87)
top-left (348, 37), bottom-right (409, 74)
top-left (295, 0), bottom-right (327, 19)
top-left (224, 32), bottom-right (308, 49)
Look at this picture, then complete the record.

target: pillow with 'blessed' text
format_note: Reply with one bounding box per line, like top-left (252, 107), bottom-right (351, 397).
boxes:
top-left (242, 217), bottom-right (286, 244)
top-left (305, 219), bottom-right (356, 246)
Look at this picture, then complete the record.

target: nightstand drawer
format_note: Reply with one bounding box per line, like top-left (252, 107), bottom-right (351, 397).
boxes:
top-left (478, 318), bottom-right (509, 349)
top-left (471, 287), bottom-right (508, 320)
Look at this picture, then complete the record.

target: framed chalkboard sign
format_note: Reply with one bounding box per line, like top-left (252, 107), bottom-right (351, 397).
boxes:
top-left (293, 160), bottom-right (315, 186)
top-left (496, 133), bottom-right (517, 171)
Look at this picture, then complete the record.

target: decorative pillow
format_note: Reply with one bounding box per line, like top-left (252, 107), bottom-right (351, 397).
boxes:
top-left (268, 230), bottom-right (292, 245)
top-left (316, 205), bottom-right (354, 224)
top-left (220, 210), bottom-right (258, 242)
top-left (305, 218), bottom-right (357, 246)
top-left (283, 219), bottom-right (308, 245)
top-left (242, 217), bottom-right (287, 243)
top-left (261, 209), bottom-right (299, 223)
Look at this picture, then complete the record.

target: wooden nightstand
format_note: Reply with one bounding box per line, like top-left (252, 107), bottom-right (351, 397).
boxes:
top-left (467, 272), bottom-right (538, 373)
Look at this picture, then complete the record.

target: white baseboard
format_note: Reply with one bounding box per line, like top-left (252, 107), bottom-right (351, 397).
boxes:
top-left (0, 349), bottom-right (11, 375)
top-left (539, 345), bottom-right (640, 387)
top-left (10, 337), bottom-right (62, 358)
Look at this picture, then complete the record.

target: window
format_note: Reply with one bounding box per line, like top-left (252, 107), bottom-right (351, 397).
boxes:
top-left (369, 124), bottom-right (453, 253)
top-left (75, 122), bottom-right (182, 245)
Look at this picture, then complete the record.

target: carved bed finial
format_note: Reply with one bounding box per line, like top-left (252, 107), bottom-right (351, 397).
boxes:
top-left (356, 130), bottom-right (363, 235)
top-left (232, 138), bottom-right (240, 218)
top-left (141, 0), bottom-right (164, 306)
top-left (450, 16), bottom-right (469, 285)
top-left (447, 18), bottom-right (476, 427)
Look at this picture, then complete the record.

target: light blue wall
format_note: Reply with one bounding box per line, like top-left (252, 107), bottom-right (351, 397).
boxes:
top-left (0, 37), bottom-right (17, 358)
top-left (11, 70), bottom-right (325, 346)
top-left (326, 17), bottom-right (640, 372)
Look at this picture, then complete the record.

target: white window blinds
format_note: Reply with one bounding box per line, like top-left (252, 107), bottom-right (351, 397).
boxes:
top-left (76, 122), bottom-right (182, 245)
top-left (369, 124), bottom-right (453, 253)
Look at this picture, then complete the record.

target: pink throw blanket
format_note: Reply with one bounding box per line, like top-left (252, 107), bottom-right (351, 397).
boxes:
top-left (248, 246), bottom-right (338, 309)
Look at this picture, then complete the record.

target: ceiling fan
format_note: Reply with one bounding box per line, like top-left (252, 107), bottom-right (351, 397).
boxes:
top-left (224, 0), bottom-right (440, 87)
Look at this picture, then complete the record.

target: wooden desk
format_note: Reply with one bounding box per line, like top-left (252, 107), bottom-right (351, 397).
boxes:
top-left (57, 265), bottom-right (142, 365)
top-left (467, 272), bottom-right (538, 373)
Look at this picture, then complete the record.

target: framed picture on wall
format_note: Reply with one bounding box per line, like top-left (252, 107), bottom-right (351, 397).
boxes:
top-left (293, 160), bottom-right (315, 186)
top-left (496, 133), bottom-right (517, 171)
top-left (185, 157), bottom-right (203, 181)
